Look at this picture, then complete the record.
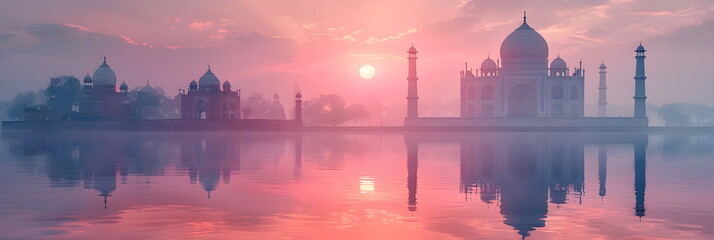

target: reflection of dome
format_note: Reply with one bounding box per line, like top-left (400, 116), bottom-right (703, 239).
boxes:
top-left (481, 58), bottom-right (498, 69)
top-left (550, 56), bottom-right (567, 69)
top-left (198, 67), bottom-right (220, 89)
top-left (92, 57), bottom-right (117, 86)
top-left (500, 18), bottom-right (548, 62)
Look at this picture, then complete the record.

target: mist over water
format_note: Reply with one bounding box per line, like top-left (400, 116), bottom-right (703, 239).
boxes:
top-left (0, 131), bottom-right (713, 239)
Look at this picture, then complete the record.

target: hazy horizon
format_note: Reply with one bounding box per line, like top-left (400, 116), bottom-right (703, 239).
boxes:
top-left (1, 0), bottom-right (712, 107)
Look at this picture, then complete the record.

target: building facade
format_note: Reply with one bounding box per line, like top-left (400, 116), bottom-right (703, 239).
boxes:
top-left (77, 57), bottom-right (131, 120)
top-left (460, 14), bottom-right (584, 118)
top-left (180, 66), bottom-right (241, 120)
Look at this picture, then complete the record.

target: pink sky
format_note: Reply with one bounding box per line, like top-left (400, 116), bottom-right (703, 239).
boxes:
top-left (0, 0), bottom-right (712, 111)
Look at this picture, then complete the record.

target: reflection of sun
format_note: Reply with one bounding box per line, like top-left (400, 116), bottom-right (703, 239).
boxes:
top-left (359, 64), bottom-right (375, 79)
top-left (360, 176), bottom-right (375, 193)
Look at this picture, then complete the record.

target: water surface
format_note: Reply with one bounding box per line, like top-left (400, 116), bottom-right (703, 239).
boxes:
top-left (1, 131), bottom-right (712, 239)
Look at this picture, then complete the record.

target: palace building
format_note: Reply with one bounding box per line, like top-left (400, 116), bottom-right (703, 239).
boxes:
top-left (404, 13), bottom-right (648, 128)
top-left (179, 66), bottom-right (241, 120)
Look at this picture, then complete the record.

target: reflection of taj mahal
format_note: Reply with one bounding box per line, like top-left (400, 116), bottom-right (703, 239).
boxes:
top-left (405, 13), bottom-right (649, 128)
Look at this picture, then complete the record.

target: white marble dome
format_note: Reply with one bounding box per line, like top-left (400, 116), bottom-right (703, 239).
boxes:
top-left (550, 56), bottom-right (567, 69)
top-left (92, 58), bottom-right (117, 86)
top-left (500, 20), bottom-right (549, 61)
top-left (481, 58), bottom-right (498, 69)
top-left (199, 67), bottom-right (220, 88)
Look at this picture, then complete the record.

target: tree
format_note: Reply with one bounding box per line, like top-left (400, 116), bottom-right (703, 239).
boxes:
top-left (242, 93), bottom-right (272, 119)
top-left (303, 94), bottom-right (351, 126)
top-left (346, 103), bottom-right (370, 124)
top-left (44, 76), bottom-right (81, 113)
top-left (6, 91), bottom-right (41, 120)
top-left (129, 85), bottom-right (167, 119)
top-left (658, 103), bottom-right (690, 126)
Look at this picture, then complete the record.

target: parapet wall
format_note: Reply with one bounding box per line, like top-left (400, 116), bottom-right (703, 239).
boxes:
top-left (405, 117), bottom-right (648, 129)
top-left (2, 119), bottom-right (300, 131)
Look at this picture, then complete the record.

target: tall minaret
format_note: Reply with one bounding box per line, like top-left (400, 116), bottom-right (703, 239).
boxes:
top-left (406, 45), bottom-right (419, 119)
top-left (598, 62), bottom-right (608, 117)
top-left (634, 44), bottom-right (647, 118)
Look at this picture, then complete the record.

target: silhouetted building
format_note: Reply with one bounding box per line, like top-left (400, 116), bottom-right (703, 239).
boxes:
top-left (180, 66), bottom-right (241, 120)
top-left (77, 57), bottom-right (132, 120)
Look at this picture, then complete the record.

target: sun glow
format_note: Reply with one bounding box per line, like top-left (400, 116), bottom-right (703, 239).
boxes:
top-left (359, 64), bottom-right (375, 79)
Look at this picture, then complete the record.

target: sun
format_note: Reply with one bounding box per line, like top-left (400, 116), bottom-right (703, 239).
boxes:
top-left (359, 64), bottom-right (375, 79)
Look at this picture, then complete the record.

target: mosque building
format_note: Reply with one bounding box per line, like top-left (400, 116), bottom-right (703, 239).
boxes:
top-left (179, 66), bottom-right (241, 120)
top-left (76, 57), bottom-right (132, 120)
top-left (404, 13), bottom-right (648, 128)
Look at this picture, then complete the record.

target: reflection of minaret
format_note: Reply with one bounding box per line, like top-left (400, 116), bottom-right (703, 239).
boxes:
top-left (634, 137), bottom-right (648, 218)
top-left (598, 144), bottom-right (608, 198)
top-left (294, 134), bottom-right (303, 179)
top-left (406, 140), bottom-right (418, 212)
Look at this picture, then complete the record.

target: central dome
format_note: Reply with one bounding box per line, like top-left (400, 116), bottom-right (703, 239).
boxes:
top-left (198, 67), bottom-right (220, 89)
top-left (92, 58), bottom-right (117, 86)
top-left (499, 20), bottom-right (549, 61)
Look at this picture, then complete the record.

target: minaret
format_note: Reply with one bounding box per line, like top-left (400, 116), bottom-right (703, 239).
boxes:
top-left (634, 44), bottom-right (647, 118)
top-left (598, 62), bottom-right (608, 117)
top-left (406, 45), bottom-right (419, 119)
top-left (295, 92), bottom-right (303, 125)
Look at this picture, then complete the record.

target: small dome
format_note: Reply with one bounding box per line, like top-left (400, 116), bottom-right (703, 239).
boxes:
top-left (295, 92), bottom-right (302, 98)
top-left (198, 67), bottom-right (220, 88)
top-left (222, 80), bottom-right (231, 87)
top-left (92, 57), bottom-right (117, 86)
top-left (119, 82), bottom-right (128, 90)
top-left (599, 62), bottom-right (607, 69)
top-left (550, 56), bottom-right (567, 69)
top-left (481, 58), bottom-right (498, 69)
top-left (83, 73), bottom-right (93, 82)
top-left (408, 45), bottom-right (417, 53)
top-left (141, 83), bottom-right (155, 93)
top-left (635, 44), bottom-right (646, 52)
top-left (189, 80), bottom-right (197, 87)
top-left (500, 19), bottom-right (549, 61)
top-left (273, 93), bottom-right (280, 99)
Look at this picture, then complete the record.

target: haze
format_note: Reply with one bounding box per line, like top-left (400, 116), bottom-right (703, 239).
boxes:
top-left (0, 0), bottom-right (712, 110)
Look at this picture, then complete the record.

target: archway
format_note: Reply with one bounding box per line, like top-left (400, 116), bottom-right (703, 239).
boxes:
top-left (570, 104), bottom-right (579, 117)
top-left (551, 104), bottom-right (564, 117)
top-left (551, 85), bottom-right (563, 99)
top-left (481, 86), bottom-right (494, 100)
top-left (508, 84), bottom-right (537, 117)
top-left (482, 104), bottom-right (494, 117)
top-left (196, 100), bottom-right (207, 120)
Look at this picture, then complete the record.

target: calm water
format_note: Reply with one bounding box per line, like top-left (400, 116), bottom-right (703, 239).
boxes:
top-left (1, 131), bottom-right (713, 239)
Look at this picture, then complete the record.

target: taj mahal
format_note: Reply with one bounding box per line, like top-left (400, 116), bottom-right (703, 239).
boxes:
top-left (405, 13), bottom-right (649, 128)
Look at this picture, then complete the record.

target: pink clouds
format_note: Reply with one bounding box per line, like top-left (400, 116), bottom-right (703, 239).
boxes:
top-left (0, 0), bottom-right (712, 109)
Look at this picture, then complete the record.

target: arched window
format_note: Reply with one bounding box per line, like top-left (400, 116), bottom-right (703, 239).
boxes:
top-left (551, 85), bottom-right (564, 99)
top-left (468, 87), bottom-right (476, 100)
top-left (570, 86), bottom-right (579, 99)
top-left (481, 86), bottom-right (494, 100)
top-left (570, 104), bottom-right (579, 117)
top-left (551, 104), bottom-right (564, 117)
top-left (481, 104), bottom-right (494, 116)
top-left (196, 100), bottom-right (207, 120)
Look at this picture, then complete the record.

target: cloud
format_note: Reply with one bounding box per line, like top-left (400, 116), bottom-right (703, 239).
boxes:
top-left (0, 33), bottom-right (14, 42)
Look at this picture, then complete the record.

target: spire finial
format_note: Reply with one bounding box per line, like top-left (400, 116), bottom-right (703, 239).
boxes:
top-left (488, 53), bottom-right (490, 59)
top-left (523, 11), bottom-right (527, 23)
top-left (208, 64), bottom-right (211, 70)
top-left (557, 53), bottom-right (560, 58)
top-left (103, 56), bottom-right (106, 63)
